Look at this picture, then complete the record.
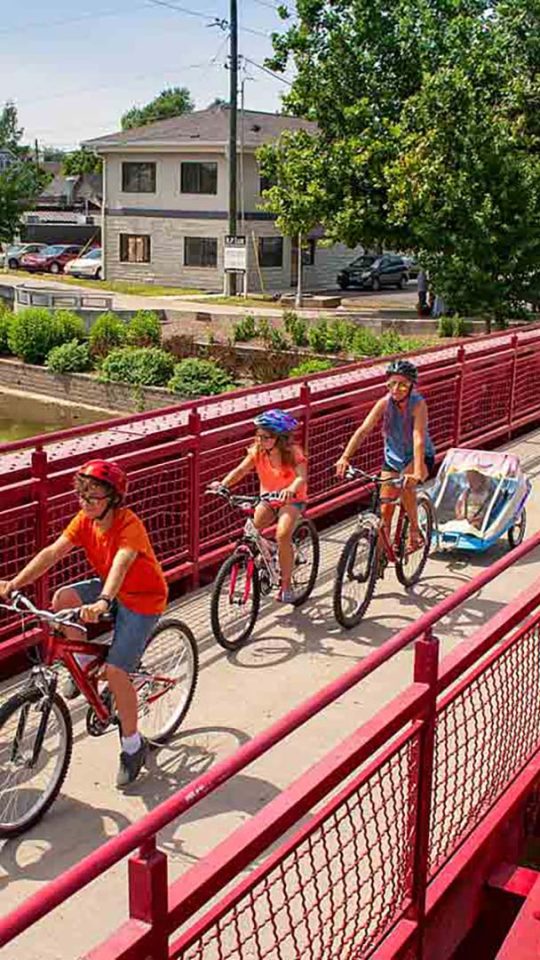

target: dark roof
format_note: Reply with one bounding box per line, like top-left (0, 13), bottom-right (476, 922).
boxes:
top-left (37, 171), bottom-right (102, 208)
top-left (83, 105), bottom-right (317, 151)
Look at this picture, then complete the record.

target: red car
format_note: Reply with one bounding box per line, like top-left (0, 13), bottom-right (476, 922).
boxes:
top-left (20, 244), bottom-right (82, 274)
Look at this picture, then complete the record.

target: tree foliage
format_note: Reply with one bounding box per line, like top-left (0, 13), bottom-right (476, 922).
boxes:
top-left (262, 0), bottom-right (540, 319)
top-left (121, 87), bottom-right (194, 130)
top-left (0, 103), bottom-right (50, 244)
top-left (62, 150), bottom-right (102, 176)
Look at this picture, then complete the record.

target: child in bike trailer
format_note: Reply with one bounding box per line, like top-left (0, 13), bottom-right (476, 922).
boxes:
top-left (0, 459), bottom-right (168, 788)
top-left (211, 409), bottom-right (307, 604)
top-left (336, 359), bottom-right (435, 552)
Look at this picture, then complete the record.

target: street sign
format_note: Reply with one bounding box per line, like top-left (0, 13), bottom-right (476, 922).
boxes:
top-left (224, 235), bottom-right (247, 272)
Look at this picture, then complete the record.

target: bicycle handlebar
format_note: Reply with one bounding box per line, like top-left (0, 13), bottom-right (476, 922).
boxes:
top-left (0, 591), bottom-right (96, 633)
top-left (344, 466), bottom-right (406, 488)
top-left (206, 486), bottom-right (286, 510)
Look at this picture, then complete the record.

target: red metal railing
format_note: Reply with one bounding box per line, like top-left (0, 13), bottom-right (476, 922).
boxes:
top-left (2, 322), bottom-right (540, 656)
top-left (1, 531), bottom-right (540, 958)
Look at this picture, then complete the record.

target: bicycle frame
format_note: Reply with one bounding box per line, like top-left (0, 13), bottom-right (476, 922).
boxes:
top-left (351, 467), bottom-right (409, 563)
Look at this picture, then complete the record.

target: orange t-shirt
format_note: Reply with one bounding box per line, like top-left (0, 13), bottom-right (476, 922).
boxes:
top-left (63, 508), bottom-right (168, 615)
top-left (249, 444), bottom-right (307, 500)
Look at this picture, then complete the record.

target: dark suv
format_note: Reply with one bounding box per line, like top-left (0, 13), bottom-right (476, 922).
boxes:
top-left (337, 254), bottom-right (409, 291)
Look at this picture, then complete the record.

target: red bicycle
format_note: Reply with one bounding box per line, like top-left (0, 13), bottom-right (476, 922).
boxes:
top-left (333, 466), bottom-right (434, 628)
top-left (0, 592), bottom-right (198, 837)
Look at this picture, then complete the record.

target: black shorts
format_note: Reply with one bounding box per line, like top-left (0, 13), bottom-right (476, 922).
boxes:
top-left (382, 454), bottom-right (436, 479)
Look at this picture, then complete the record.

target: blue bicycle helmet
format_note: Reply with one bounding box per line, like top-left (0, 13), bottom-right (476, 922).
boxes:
top-left (386, 359), bottom-right (418, 383)
top-left (254, 409), bottom-right (299, 434)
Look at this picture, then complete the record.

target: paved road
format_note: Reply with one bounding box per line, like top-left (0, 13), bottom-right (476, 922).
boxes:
top-left (2, 428), bottom-right (540, 958)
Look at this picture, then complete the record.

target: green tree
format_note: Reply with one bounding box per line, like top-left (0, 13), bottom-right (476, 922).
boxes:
top-left (121, 87), bottom-right (194, 130)
top-left (0, 102), bottom-right (51, 243)
top-left (264, 0), bottom-right (540, 321)
top-left (62, 150), bottom-right (102, 176)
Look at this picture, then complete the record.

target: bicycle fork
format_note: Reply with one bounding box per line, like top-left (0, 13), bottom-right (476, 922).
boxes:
top-left (13, 674), bottom-right (57, 768)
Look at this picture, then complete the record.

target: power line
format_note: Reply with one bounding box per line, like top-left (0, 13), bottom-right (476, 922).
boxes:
top-left (146, 0), bottom-right (228, 28)
top-left (242, 55), bottom-right (293, 85)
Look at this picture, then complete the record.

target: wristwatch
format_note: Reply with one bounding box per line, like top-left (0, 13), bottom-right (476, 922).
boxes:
top-left (97, 594), bottom-right (113, 611)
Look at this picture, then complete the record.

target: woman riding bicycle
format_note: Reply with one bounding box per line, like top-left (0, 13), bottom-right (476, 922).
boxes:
top-left (0, 459), bottom-right (168, 788)
top-left (210, 409), bottom-right (307, 604)
top-left (336, 359), bottom-right (435, 551)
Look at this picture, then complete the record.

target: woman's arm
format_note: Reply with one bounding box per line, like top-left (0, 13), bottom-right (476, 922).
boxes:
top-left (221, 453), bottom-right (255, 489)
top-left (336, 398), bottom-right (386, 476)
top-left (411, 399), bottom-right (428, 481)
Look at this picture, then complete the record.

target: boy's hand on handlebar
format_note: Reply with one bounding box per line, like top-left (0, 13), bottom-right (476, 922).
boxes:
top-left (80, 599), bottom-right (109, 623)
top-left (0, 580), bottom-right (15, 600)
top-left (335, 455), bottom-right (350, 478)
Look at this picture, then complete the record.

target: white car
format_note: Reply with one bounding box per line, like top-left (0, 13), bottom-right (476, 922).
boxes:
top-left (65, 247), bottom-right (102, 280)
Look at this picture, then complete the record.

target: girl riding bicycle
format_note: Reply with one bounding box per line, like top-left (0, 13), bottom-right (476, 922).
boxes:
top-left (0, 459), bottom-right (168, 788)
top-left (336, 359), bottom-right (435, 551)
top-left (210, 409), bottom-right (307, 604)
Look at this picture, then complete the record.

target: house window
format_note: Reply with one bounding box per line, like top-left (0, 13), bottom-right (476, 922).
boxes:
top-left (258, 237), bottom-right (283, 268)
top-left (121, 162), bottom-right (156, 193)
top-left (259, 174), bottom-right (275, 194)
top-left (181, 162), bottom-right (218, 195)
top-left (119, 234), bottom-right (151, 263)
top-left (304, 239), bottom-right (317, 266)
top-left (184, 237), bottom-right (218, 267)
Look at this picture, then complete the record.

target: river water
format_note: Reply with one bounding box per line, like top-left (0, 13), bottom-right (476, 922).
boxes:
top-left (0, 390), bottom-right (114, 444)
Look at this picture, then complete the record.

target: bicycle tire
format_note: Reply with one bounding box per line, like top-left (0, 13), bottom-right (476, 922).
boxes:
top-left (211, 551), bottom-right (261, 651)
top-left (291, 519), bottom-right (320, 606)
top-left (137, 619), bottom-right (199, 745)
top-left (395, 496), bottom-right (434, 587)
top-left (0, 689), bottom-right (72, 838)
top-left (333, 524), bottom-right (378, 629)
top-left (508, 508), bottom-right (526, 549)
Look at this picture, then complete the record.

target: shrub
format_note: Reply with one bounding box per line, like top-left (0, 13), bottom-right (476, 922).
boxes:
top-left (126, 310), bottom-right (161, 347)
top-left (47, 339), bottom-right (92, 374)
top-left (451, 315), bottom-right (471, 337)
top-left (8, 307), bottom-right (65, 364)
top-left (307, 319), bottom-right (342, 354)
top-left (351, 327), bottom-right (381, 357)
top-left (266, 327), bottom-right (290, 351)
top-left (288, 358), bottom-right (333, 378)
top-left (0, 308), bottom-right (13, 355)
top-left (99, 347), bottom-right (175, 386)
top-left (284, 310), bottom-right (308, 346)
top-left (168, 358), bottom-right (234, 397)
top-left (89, 311), bottom-right (126, 357)
top-left (438, 316), bottom-right (454, 338)
top-left (53, 309), bottom-right (86, 344)
top-left (232, 314), bottom-right (257, 342)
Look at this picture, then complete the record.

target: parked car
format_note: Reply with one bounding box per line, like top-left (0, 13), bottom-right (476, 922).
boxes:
top-left (337, 254), bottom-right (409, 290)
top-left (402, 256), bottom-right (420, 279)
top-left (65, 247), bottom-right (102, 280)
top-left (20, 244), bottom-right (82, 274)
top-left (5, 243), bottom-right (47, 269)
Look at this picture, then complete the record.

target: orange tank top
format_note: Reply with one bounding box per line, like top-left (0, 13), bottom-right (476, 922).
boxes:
top-left (250, 444), bottom-right (307, 500)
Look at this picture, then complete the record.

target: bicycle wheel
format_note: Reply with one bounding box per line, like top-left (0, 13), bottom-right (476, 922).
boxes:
top-left (508, 509), bottom-right (526, 549)
top-left (395, 496), bottom-right (434, 587)
top-left (0, 689), bottom-right (72, 838)
top-left (136, 619), bottom-right (199, 745)
top-left (211, 551), bottom-right (261, 651)
top-left (291, 519), bottom-right (320, 606)
top-left (333, 524), bottom-right (378, 629)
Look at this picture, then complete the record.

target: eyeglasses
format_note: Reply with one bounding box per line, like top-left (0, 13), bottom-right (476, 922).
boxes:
top-left (78, 493), bottom-right (109, 505)
top-left (386, 380), bottom-right (410, 393)
top-left (256, 432), bottom-right (275, 442)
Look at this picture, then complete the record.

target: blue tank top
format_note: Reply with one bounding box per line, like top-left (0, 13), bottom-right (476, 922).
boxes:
top-left (382, 392), bottom-right (434, 472)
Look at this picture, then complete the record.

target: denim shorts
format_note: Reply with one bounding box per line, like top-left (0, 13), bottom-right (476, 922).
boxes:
top-left (69, 578), bottom-right (160, 673)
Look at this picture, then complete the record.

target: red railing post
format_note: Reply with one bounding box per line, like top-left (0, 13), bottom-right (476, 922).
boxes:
top-left (31, 444), bottom-right (49, 610)
top-left (128, 837), bottom-right (168, 958)
top-left (453, 345), bottom-right (466, 447)
top-left (408, 626), bottom-right (439, 959)
top-left (300, 380), bottom-right (311, 453)
top-left (187, 407), bottom-right (202, 589)
top-left (507, 333), bottom-right (519, 438)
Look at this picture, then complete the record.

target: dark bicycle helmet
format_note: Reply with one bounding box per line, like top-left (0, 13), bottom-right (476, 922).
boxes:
top-left (386, 359), bottom-right (418, 383)
top-left (253, 409), bottom-right (299, 434)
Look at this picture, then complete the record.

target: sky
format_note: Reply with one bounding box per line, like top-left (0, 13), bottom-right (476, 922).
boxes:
top-left (0, 0), bottom-right (294, 150)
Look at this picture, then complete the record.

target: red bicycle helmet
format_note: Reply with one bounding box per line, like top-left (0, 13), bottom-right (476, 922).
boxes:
top-left (77, 460), bottom-right (128, 497)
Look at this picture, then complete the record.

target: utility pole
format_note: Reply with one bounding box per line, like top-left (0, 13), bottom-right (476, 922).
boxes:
top-left (227, 0), bottom-right (238, 295)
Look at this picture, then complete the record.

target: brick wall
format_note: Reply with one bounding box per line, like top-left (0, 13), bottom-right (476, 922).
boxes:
top-left (0, 358), bottom-right (174, 413)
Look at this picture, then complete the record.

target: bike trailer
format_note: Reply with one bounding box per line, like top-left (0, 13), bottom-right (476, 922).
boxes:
top-left (428, 447), bottom-right (531, 552)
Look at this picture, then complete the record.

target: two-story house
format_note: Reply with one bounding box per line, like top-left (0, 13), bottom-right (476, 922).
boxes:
top-left (83, 105), bottom-right (361, 292)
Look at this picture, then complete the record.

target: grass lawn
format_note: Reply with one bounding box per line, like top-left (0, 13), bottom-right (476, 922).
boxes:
top-left (198, 294), bottom-right (280, 308)
top-left (5, 270), bottom-right (203, 298)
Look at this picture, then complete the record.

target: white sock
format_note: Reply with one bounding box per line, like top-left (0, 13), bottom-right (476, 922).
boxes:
top-left (121, 732), bottom-right (142, 755)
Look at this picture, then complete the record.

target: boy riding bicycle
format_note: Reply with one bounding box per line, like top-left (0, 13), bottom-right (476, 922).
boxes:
top-left (0, 459), bottom-right (168, 788)
top-left (336, 359), bottom-right (435, 551)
